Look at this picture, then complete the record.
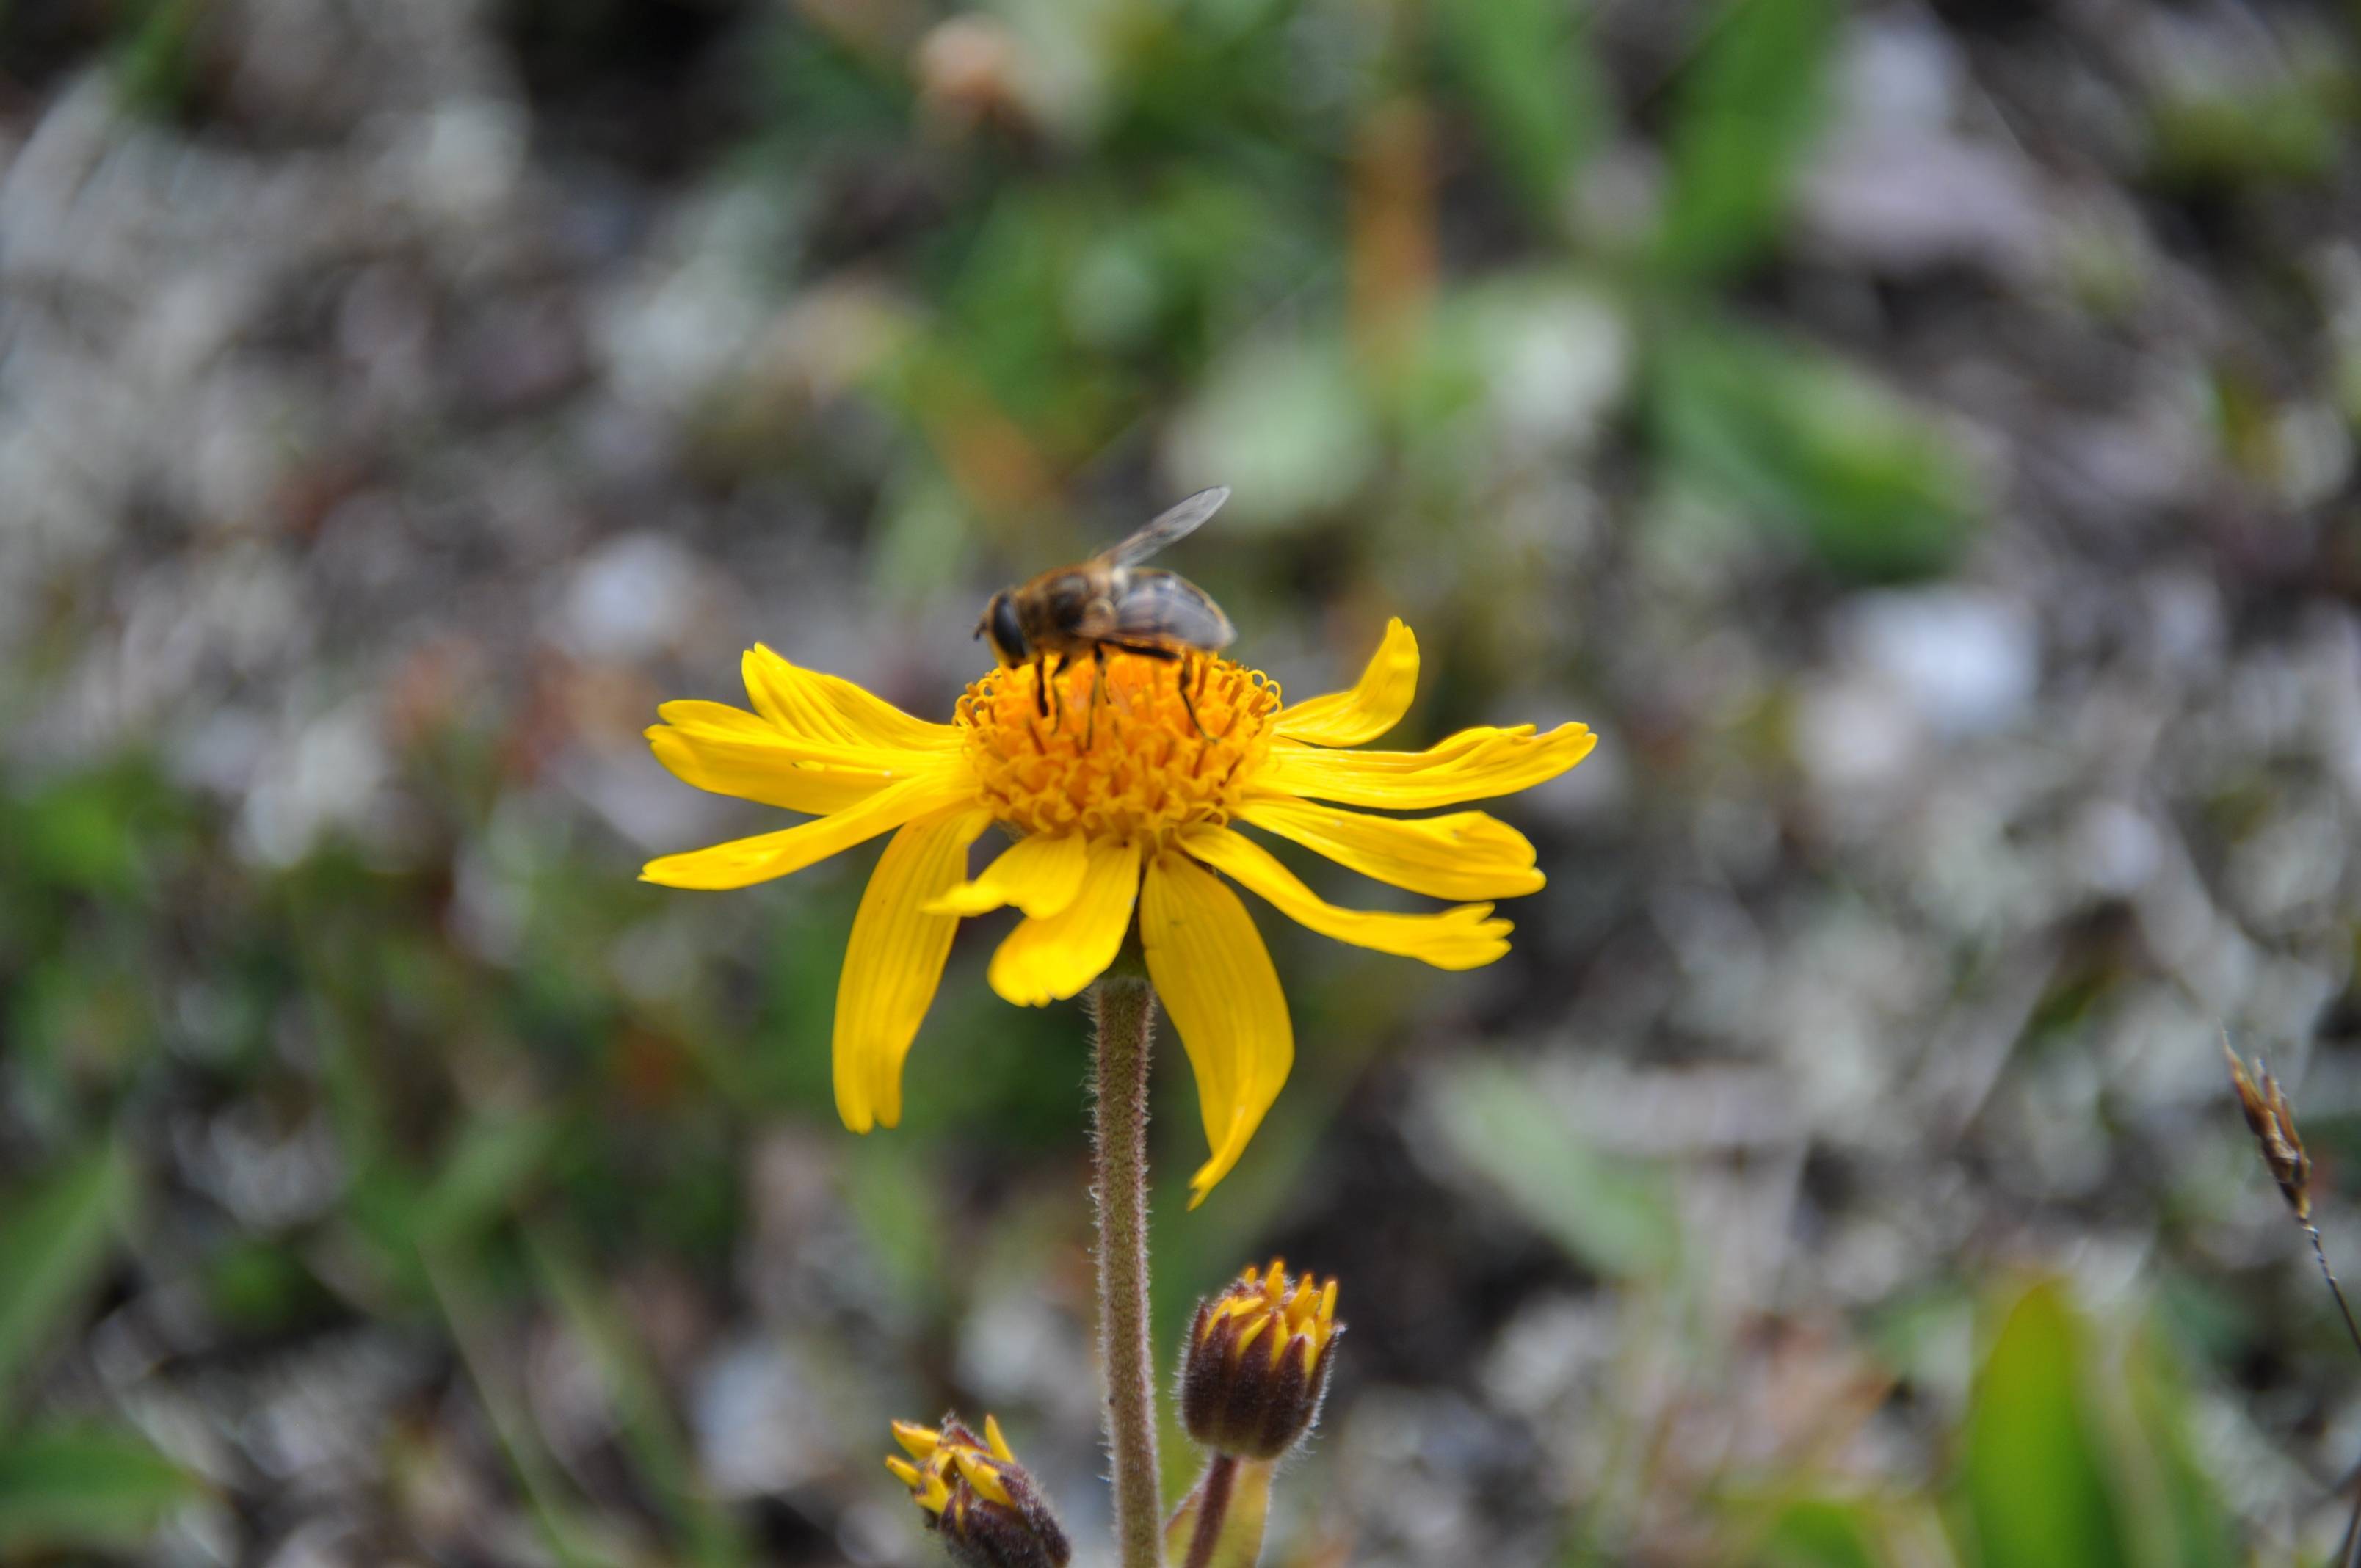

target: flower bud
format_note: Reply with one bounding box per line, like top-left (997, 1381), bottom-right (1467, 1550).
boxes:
top-left (1178, 1258), bottom-right (1342, 1461)
top-left (2226, 1039), bottom-right (2312, 1220)
top-left (885, 1413), bottom-right (1071, 1568)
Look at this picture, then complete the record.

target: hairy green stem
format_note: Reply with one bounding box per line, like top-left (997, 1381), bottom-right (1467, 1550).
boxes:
top-left (1090, 975), bottom-right (1164, 1568)
top-left (1180, 1454), bottom-right (1239, 1568)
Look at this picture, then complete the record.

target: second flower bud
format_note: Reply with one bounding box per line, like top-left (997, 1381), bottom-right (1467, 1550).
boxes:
top-left (1178, 1258), bottom-right (1342, 1461)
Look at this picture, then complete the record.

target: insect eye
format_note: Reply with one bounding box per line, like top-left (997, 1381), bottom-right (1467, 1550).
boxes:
top-left (990, 595), bottom-right (1027, 664)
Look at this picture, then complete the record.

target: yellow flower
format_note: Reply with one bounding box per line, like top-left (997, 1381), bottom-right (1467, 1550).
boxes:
top-left (641, 620), bottom-right (1593, 1204)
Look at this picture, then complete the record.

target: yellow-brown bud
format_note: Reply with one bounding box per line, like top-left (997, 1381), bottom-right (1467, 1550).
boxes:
top-left (1178, 1259), bottom-right (1342, 1461)
top-left (2225, 1039), bottom-right (2312, 1221)
top-left (885, 1414), bottom-right (1070, 1568)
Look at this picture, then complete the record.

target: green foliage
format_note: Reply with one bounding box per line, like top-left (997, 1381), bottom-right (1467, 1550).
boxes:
top-left (1758, 1498), bottom-right (1884, 1568)
top-left (0, 1144), bottom-right (131, 1415)
top-left (109, 0), bottom-right (205, 119)
top-left (1652, 319), bottom-right (1983, 580)
top-left (1958, 1282), bottom-right (2132, 1568)
top-left (2149, 83), bottom-right (2344, 188)
top-left (1658, 0), bottom-right (1840, 279)
top-left (527, 1230), bottom-right (751, 1568)
top-left (1431, 1060), bottom-right (1676, 1280)
top-left (1433, 0), bottom-right (1605, 220)
top-left (0, 1424), bottom-right (202, 1553)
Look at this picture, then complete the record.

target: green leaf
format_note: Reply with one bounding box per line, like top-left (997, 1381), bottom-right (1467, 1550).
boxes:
top-left (1430, 1061), bottom-right (1676, 1279)
top-left (0, 1424), bottom-right (200, 1551)
top-left (1958, 1281), bottom-right (2132, 1568)
top-left (1658, 0), bottom-right (1840, 279)
top-left (0, 1144), bottom-right (132, 1411)
top-left (1435, 0), bottom-right (1605, 219)
top-left (1652, 320), bottom-right (1981, 581)
top-left (1760, 1498), bottom-right (1882, 1568)
top-left (2122, 1323), bottom-right (2238, 1568)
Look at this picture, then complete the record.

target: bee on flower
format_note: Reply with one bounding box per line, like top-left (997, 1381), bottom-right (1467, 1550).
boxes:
top-left (640, 498), bottom-right (1594, 1205)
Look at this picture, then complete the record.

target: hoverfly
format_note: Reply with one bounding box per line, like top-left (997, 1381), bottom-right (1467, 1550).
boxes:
top-left (976, 487), bottom-right (1235, 736)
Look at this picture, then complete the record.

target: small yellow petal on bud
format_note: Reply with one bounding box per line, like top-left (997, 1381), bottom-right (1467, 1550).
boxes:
top-left (984, 1413), bottom-right (1015, 1464)
top-left (894, 1420), bottom-right (942, 1459)
top-left (886, 1456), bottom-right (924, 1489)
top-left (955, 1448), bottom-right (1015, 1508)
top-left (1233, 1313), bottom-right (1269, 1362)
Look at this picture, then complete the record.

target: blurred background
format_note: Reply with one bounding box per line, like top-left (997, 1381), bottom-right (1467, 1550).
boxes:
top-left (4, 0), bottom-right (2361, 1563)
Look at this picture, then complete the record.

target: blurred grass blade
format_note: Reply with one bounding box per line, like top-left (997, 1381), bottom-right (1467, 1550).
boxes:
top-left (526, 1226), bottom-right (748, 1568)
top-left (1958, 1281), bottom-right (2131, 1568)
top-left (1658, 0), bottom-right (1840, 279)
top-left (411, 1109), bottom-right (559, 1248)
top-left (2121, 1322), bottom-right (2237, 1568)
top-left (421, 1245), bottom-right (628, 1568)
top-left (1431, 1062), bottom-right (1676, 1280)
top-left (0, 1423), bottom-right (200, 1553)
top-left (1652, 319), bottom-right (1981, 580)
top-left (1435, 0), bottom-right (1604, 220)
top-left (1758, 1498), bottom-right (1882, 1568)
top-left (0, 1143), bottom-right (132, 1411)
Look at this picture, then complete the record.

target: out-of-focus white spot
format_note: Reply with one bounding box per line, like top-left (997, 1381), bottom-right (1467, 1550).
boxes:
top-left (1838, 589), bottom-right (2038, 737)
top-left (558, 531), bottom-right (704, 661)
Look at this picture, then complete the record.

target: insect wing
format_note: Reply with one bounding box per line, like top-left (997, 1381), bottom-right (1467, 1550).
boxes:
top-left (1109, 570), bottom-right (1236, 650)
top-left (1094, 487), bottom-right (1231, 569)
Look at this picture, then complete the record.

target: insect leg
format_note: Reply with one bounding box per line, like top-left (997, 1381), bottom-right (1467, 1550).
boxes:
top-left (1174, 652), bottom-right (1210, 741)
top-left (1086, 643), bottom-right (1107, 751)
top-left (1033, 653), bottom-right (1051, 718)
top-left (1046, 652), bottom-right (1066, 727)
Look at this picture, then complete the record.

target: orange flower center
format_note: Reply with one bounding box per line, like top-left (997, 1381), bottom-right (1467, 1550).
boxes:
top-left (957, 650), bottom-right (1281, 847)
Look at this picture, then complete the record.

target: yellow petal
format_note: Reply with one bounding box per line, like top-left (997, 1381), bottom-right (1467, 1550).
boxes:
top-left (649, 699), bottom-right (950, 816)
top-left (987, 838), bottom-right (1142, 1006)
top-left (953, 1451), bottom-right (1013, 1507)
top-left (743, 645), bottom-right (961, 751)
top-left (1273, 618), bottom-right (1418, 746)
top-left (833, 807), bottom-right (994, 1133)
top-left (1141, 850), bottom-right (1294, 1208)
top-left (1258, 722), bottom-right (1596, 810)
top-left (1238, 796), bottom-right (1542, 900)
top-left (1180, 826), bottom-right (1512, 970)
top-left (924, 831), bottom-right (1088, 918)
top-left (642, 773), bottom-right (971, 890)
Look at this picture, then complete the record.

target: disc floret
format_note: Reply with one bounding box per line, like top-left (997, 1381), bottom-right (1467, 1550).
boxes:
top-left (957, 651), bottom-right (1282, 847)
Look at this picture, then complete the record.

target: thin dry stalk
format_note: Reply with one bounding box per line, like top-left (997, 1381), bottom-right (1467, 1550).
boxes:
top-left (2224, 1033), bottom-right (2361, 1561)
